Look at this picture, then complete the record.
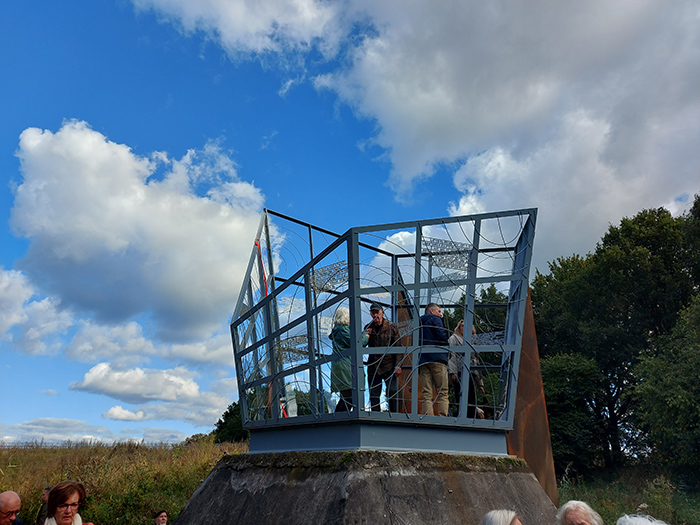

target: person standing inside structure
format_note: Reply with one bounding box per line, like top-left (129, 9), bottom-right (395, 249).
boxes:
top-left (364, 302), bottom-right (402, 412)
top-left (330, 306), bottom-right (368, 412)
top-left (419, 303), bottom-right (450, 416)
top-left (449, 322), bottom-right (486, 418)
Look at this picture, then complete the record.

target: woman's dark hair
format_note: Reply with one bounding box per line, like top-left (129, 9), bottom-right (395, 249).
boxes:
top-left (47, 481), bottom-right (86, 518)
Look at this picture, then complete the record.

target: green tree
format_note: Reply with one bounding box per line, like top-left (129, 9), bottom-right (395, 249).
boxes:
top-left (683, 193), bottom-right (700, 288)
top-left (443, 284), bottom-right (508, 334)
top-left (213, 401), bottom-right (249, 443)
top-left (532, 206), bottom-right (693, 467)
top-left (635, 294), bottom-right (700, 471)
top-left (540, 353), bottom-right (603, 474)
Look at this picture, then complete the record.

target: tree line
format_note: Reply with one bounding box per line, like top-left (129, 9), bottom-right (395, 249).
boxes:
top-left (532, 194), bottom-right (700, 478)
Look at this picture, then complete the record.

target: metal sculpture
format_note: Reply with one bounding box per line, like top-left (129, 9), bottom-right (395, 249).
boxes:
top-left (230, 208), bottom-right (537, 454)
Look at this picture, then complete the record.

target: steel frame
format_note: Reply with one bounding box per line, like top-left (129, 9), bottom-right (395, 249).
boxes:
top-left (230, 208), bottom-right (537, 453)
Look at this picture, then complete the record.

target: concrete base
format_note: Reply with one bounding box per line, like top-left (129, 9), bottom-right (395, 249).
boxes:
top-left (174, 450), bottom-right (556, 525)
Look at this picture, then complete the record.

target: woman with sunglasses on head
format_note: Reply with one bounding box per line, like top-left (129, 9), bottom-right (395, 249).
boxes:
top-left (45, 482), bottom-right (93, 525)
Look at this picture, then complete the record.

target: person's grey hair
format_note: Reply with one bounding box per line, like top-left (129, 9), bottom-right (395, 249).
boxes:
top-left (333, 306), bottom-right (350, 326)
top-left (425, 302), bottom-right (440, 315)
top-left (556, 501), bottom-right (603, 525)
top-left (482, 509), bottom-right (519, 525)
top-left (617, 515), bottom-right (669, 525)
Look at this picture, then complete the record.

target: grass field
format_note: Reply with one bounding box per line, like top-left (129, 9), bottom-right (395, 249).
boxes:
top-left (0, 436), bottom-right (245, 524)
top-left (3, 439), bottom-right (699, 524)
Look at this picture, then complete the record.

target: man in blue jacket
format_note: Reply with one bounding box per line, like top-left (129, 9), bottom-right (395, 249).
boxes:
top-left (419, 303), bottom-right (450, 416)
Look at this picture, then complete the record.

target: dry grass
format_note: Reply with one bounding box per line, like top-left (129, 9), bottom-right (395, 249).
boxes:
top-left (0, 436), bottom-right (246, 524)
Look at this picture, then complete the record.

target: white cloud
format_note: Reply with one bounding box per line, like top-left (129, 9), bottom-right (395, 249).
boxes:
top-left (165, 333), bottom-right (233, 367)
top-left (103, 406), bottom-right (147, 421)
top-left (0, 268), bottom-right (32, 335)
top-left (71, 363), bottom-right (231, 426)
top-left (447, 107), bottom-right (697, 272)
top-left (11, 120), bottom-right (264, 342)
top-left (0, 418), bottom-right (118, 444)
top-left (132, 0), bottom-right (344, 58)
top-left (1, 267), bottom-right (73, 354)
top-left (65, 320), bottom-right (233, 369)
top-left (316, 1), bottom-right (698, 198)
top-left (0, 418), bottom-right (187, 444)
top-left (71, 363), bottom-right (201, 403)
top-left (13, 297), bottom-right (73, 355)
top-left (66, 321), bottom-right (158, 363)
top-left (136, 1), bottom-right (700, 249)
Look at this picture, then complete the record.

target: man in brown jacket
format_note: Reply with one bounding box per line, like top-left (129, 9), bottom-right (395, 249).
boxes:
top-left (364, 302), bottom-right (402, 412)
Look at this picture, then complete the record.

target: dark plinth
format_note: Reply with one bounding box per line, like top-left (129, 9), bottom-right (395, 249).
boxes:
top-left (173, 450), bottom-right (556, 525)
top-left (249, 420), bottom-right (508, 456)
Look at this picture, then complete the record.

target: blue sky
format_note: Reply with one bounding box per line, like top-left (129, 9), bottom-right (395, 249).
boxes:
top-left (1, 0), bottom-right (699, 443)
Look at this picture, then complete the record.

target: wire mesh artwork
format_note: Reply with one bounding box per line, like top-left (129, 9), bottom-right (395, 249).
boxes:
top-left (230, 208), bottom-right (536, 431)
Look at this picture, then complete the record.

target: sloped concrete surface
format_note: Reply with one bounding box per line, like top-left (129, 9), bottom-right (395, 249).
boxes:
top-left (174, 450), bottom-right (557, 525)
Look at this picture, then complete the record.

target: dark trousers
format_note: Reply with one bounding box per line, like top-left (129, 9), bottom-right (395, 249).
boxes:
top-left (368, 366), bottom-right (398, 412)
top-left (335, 389), bottom-right (353, 412)
top-left (451, 372), bottom-right (480, 417)
top-left (450, 372), bottom-right (462, 416)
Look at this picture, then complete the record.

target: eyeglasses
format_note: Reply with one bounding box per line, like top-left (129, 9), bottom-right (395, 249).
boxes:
top-left (1, 510), bottom-right (20, 518)
top-left (56, 503), bottom-right (80, 511)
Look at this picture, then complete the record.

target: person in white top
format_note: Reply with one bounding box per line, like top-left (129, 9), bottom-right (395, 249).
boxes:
top-left (45, 481), bottom-right (94, 525)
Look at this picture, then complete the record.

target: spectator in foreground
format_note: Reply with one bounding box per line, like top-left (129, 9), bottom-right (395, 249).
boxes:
top-left (617, 515), bottom-right (668, 525)
top-left (482, 509), bottom-right (523, 525)
top-left (35, 486), bottom-right (51, 525)
top-left (0, 491), bottom-right (23, 525)
top-left (46, 481), bottom-right (94, 525)
top-left (153, 510), bottom-right (167, 525)
top-left (556, 500), bottom-right (603, 525)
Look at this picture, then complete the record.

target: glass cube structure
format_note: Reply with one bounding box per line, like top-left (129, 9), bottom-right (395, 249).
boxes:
top-left (230, 208), bottom-right (537, 454)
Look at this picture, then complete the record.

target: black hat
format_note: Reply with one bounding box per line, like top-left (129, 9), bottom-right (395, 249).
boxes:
top-left (369, 302), bottom-right (383, 311)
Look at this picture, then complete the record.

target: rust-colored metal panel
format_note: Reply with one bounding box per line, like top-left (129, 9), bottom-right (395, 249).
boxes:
top-left (506, 290), bottom-right (559, 505)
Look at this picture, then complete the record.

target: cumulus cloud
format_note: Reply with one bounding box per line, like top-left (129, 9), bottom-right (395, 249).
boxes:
top-left (66, 321), bottom-right (158, 363)
top-left (103, 406), bottom-right (147, 421)
top-left (0, 417), bottom-right (187, 444)
top-left (11, 120), bottom-right (264, 342)
top-left (315, 1), bottom-right (700, 201)
top-left (0, 267), bottom-right (73, 354)
top-left (71, 363), bottom-right (202, 403)
top-left (165, 333), bottom-right (233, 368)
top-left (447, 107), bottom-right (697, 272)
top-left (0, 418), bottom-right (119, 444)
top-left (71, 363), bottom-right (231, 426)
top-left (132, 0), bottom-right (344, 58)
top-left (0, 268), bottom-right (33, 335)
top-left (136, 0), bottom-right (700, 255)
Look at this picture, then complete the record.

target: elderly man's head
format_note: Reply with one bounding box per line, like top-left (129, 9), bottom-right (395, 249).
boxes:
top-left (0, 491), bottom-right (21, 525)
top-left (426, 303), bottom-right (442, 317)
top-left (556, 501), bottom-right (603, 525)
